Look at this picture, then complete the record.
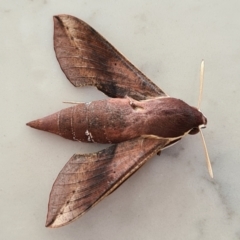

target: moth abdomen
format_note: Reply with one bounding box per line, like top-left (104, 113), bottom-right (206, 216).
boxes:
top-left (27, 103), bottom-right (89, 142)
top-left (27, 100), bottom-right (117, 143)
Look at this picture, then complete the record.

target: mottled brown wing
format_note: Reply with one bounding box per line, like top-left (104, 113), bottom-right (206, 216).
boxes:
top-left (46, 137), bottom-right (169, 228)
top-left (53, 15), bottom-right (166, 100)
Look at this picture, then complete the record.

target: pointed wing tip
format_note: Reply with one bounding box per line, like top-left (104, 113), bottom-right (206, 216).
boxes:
top-left (45, 213), bottom-right (58, 228)
top-left (45, 221), bottom-right (53, 228)
top-left (45, 223), bottom-right (63, 229)
top-left (53, 14), bottom-right (74, 21)
top-left (53, 15), bottom-right (63, 22)
top-left (45, 203), bottom-right (79, 228)
top-left (53, 14), bottom-right (65, 18)
top-left (53, 15), bottom-right (67, 24)
top-left (53, 15), bottom-right (60, 20)
top-left (45, 217), bottom-right (65, 228)
top-left (45, 217), bottom-right (55, 228)
top-left (45, 215), bottom-right (78, 228)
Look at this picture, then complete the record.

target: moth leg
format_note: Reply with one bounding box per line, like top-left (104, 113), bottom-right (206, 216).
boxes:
top-left (157, 151), bottom-right (162, 156)
top-left (62, 101), bottom-right (85, 104)
top-left (126, 96), bottom-right (144, 111)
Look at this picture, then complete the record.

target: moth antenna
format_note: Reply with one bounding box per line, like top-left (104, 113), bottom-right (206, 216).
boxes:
top-left (63, 101), bottom-right (84, 104)
top-left (197, 60), bottom-right (204, 109)
top-left (197, 60), bottom-right (213, 178)
top-left (199, 129), bottom-right (213, 178)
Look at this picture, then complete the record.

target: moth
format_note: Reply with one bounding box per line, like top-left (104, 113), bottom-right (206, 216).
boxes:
top-left (27, 15), bottom-right (210, 228)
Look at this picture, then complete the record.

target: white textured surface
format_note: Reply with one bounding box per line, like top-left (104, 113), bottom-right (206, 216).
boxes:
top-left (1, 1), bottom-right (240, 239)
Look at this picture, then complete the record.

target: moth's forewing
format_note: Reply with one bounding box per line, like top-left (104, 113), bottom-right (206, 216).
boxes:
top-left (46, 137), bottom-right (169, 228)
top-left (53, 15), bottom-right (166, 100)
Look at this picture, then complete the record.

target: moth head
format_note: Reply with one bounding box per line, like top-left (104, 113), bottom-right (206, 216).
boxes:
top-left (189, 110), bottom-right (207, 135)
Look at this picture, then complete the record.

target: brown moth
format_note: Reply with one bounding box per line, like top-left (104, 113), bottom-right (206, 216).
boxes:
top-left (27, 15), bottom-right (208, 228)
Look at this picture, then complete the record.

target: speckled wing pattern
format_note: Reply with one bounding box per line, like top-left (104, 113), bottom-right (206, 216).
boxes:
top-left (46, 137), bottom-right (169, 228)
top-left (53, 15), bottom-right (166, 100)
